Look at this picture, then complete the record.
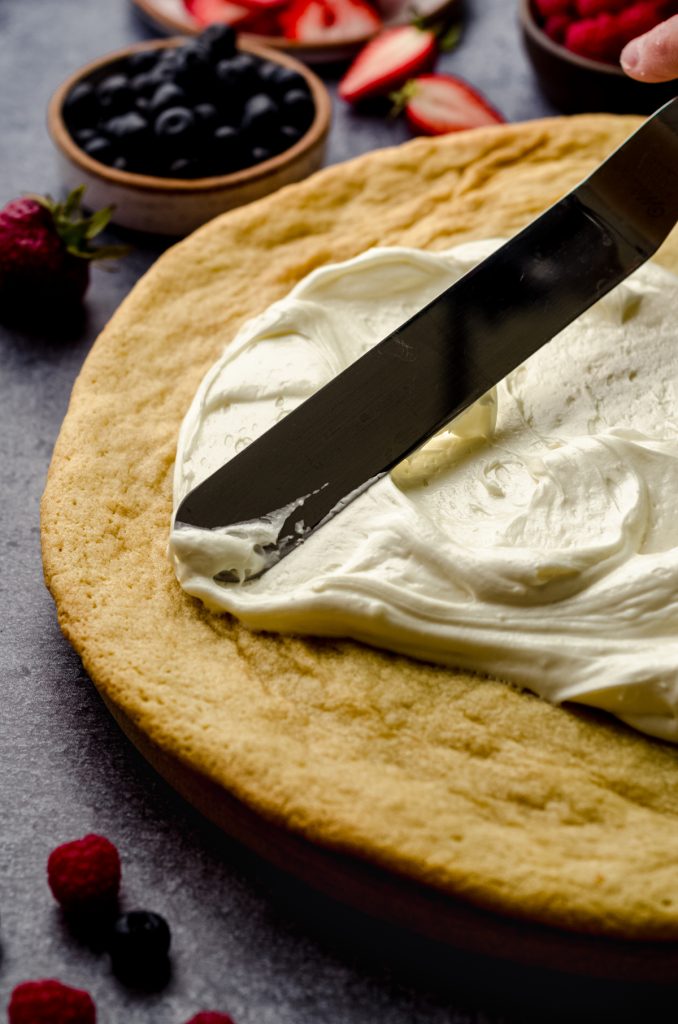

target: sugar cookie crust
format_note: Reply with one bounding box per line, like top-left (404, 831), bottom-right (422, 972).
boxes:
top-left (42, 116), bottom-right (678, 939)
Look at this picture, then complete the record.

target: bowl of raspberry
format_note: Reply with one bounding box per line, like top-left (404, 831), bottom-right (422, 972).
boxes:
top-left (519, 0), bottom-right (678, 113)
top-left (48, 26), bottom-right (331, 235)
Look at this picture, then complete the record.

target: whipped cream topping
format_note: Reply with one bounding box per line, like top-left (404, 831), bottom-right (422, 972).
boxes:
top-left (170, 242), bottom-right (678, 744)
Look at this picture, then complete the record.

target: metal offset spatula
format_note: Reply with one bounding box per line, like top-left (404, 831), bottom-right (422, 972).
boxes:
top-left (176, 97), bottom-right (678, 580)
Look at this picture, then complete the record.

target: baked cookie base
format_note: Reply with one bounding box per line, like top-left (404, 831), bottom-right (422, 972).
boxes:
top-left (42, 114), bottom-right (678, 948)
top-left (107, 694), bottom-right (678, 984)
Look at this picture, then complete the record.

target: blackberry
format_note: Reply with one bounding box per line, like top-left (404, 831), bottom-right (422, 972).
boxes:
top-left (108, 910), bottom-right (171, 985)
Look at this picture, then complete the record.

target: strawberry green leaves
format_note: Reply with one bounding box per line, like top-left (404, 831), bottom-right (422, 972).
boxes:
top-left (33, 186), bottom-right (128, 262)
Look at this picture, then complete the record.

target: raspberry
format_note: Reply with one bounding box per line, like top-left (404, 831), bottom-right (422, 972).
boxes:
top-left (565, 0), bottom-right (669, 60)
top-left (184, 1015), bottom-right (237, 1024)
top-left (617, 0), bottom-right (669, 45)
top-left (544, 13), bottom-right (572, 40)
top-left (575, 0), bottom-right (629, 14)
top-left (47, 834), bottom-right (121, 913)
top-left (565, 12), bottom-right (624, 60)
top-left (8, 979), bottom-right (96, 1024)
top-left (533, 0), bottom-right (573, 17)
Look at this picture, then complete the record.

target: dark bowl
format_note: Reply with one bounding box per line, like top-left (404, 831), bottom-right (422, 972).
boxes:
top-left (519, 0), bottom-right (677, 114)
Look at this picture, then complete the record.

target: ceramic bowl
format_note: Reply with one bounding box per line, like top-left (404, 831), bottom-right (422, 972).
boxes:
top-left (132, 0), bottom-right (463, 64)
top-left (519, 0), bottom-right (677, 115)
top-left (48, 37), bottom-right (331, 236)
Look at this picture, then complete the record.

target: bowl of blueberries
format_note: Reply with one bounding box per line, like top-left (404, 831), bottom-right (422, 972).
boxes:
top-left (48, 25), bottom-right (331, 235)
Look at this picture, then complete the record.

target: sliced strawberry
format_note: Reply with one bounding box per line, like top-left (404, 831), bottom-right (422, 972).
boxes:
top-left (396, 74), bottom-right (504, 135)
top-left (185, 0), bottom-right (255, 27)
top-left (237, 0), bottom-right (289, 9)
top-left (338, 25), bottom-right (437, 103)
top-left (239, 9), bottom-right (283, 31)
top-left (281, 0), bottom-right (381, 43)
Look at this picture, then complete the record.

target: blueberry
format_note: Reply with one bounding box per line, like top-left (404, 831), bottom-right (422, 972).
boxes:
top-left (194, 102), bottom-right (219, 130)
top-left (259, 62), bottom-right (306, 94)
top-left (169, 156), bottom-right (206, 178)
top-left (172, 42), bottom-right (213, 93)
top-left (154, 106), bottom-right (196, 143)
top-left (96, 73), bottom-right (134, 113)
top-left (241, 93), bottom-right (279, 139)
top-left (130, 71), bottom-right (159, 97)
top-left (103, 111), bottom-right (149, 152)
top-left (126, 49), bottom-right (158, 74)
top-left (108, 910), bottom-right (171, 986)
top-left (63, 81), bottom-right (98, 128)
top-left (156, 48), bottom-right (179, 72)
top-left (250, 146), bottom-right (272, 164)
top-left (82, 136), bottom-right (116, 165)
top-left (147, 82), bottom-right (187, 114)
top-left (74, 127), bottom-right (97, 145)
top-left (276, 123), bottom-right (303, 152)
top-left (212, 124), bottom-right (246, 172)
top-left (216, 53), bottom-right (258, 93)
top-left (281, 88), bottom-right (315, 131)
top-left (198, 23), bottom-right (236, 61)
top-left (113, 156), bottom-right (129, 171)
top-left (257, 60), bottom-right (281, 86)
top-left (132, 57), bottom-right (176, 96)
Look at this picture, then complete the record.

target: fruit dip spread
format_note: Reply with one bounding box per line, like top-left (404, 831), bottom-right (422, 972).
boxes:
top-left (170, 241), bottom-right (678, 744)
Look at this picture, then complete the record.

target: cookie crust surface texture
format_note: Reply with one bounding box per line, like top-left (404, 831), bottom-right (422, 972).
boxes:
top-left (42, 115), bottom-right (678, 942)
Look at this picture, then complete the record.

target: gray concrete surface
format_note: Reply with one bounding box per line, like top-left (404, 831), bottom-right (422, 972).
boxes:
top-left (3, 1), bottom-right (669, 1022)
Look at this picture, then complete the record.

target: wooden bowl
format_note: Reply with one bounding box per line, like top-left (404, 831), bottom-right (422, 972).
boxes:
top-left (132, 0), bottom-right (463, 64)
top-left (519, 0), bottom-right (677, 114)
top-left (47, 37), bottom-right (332, 236)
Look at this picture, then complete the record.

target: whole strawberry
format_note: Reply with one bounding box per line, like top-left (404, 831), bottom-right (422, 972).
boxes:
top-left (0, 186), bottom-right (125, 318)
top-left (8, 979), bottom-right (96, 1024)
top-left (47, 833), bottom-right (121, 914)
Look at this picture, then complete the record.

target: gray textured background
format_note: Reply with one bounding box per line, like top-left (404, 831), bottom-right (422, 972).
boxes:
top-left (2, 1), bottom-right (672, 1022)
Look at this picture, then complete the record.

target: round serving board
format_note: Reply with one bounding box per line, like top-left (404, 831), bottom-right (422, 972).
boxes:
top-left (42, 114), bottom-right (678, 982)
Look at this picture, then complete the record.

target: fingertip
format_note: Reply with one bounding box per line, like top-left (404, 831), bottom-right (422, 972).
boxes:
top-left (622, 37), bottom-right (643, 76)
top-left (620, 38), bottom-right (641, 76)
top-left (621, 14), bottom-right (678, 84)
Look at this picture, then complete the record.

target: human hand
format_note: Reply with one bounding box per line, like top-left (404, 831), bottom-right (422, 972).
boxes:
top-left (621, 13), bottom-right (678, 82)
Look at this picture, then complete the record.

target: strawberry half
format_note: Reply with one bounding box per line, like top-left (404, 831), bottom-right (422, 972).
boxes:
top-left (184, 0), bottom-right (256, 28)
top-left (281, 0), bottom-right (381, 43)
top-left (393, 74), bottom-right (504, 135)
top-left (237, 0), bottom-right (289, 9)
top-left (338, 25), bottom-right (437, 103)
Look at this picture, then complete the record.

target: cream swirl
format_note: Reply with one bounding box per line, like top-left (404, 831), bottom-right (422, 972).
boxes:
top-left (170, 242), bottom-right (678, 743)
